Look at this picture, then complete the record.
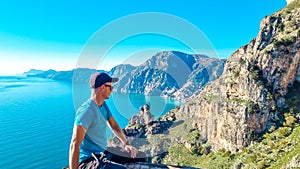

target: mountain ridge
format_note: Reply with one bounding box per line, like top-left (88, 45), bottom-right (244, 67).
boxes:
top-left (24, 50), bottom-right (225, 101)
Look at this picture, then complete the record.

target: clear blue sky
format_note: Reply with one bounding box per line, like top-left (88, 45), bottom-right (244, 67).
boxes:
top-left (0, 0), bottom-right (287, 75)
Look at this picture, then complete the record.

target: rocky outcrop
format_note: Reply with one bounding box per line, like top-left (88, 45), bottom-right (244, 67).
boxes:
top-left (128, 104), bottom-right (154, 127)
top-left (108, 104), bottom-right (183, 167)
top-left (181, 0), bottom-right (300, 153)
top-left (109, 104), bottom-right (176, 147)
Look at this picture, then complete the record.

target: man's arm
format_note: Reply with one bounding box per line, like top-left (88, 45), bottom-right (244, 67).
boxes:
top-left (69, 124), bottom-right (86, 169)
top-left (108, 116), bottom-right (138, 158)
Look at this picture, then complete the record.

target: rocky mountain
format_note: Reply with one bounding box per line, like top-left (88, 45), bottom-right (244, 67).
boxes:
top-left (110, 51), bottom-right (225, 100)
top-left (25, 51), bottom-right (225, 101)
top-left (180, 0), bottom-right (300, 153)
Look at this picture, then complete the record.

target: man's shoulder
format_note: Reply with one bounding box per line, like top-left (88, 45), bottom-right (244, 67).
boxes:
top-left (77, 99), bottom-right (96, 114)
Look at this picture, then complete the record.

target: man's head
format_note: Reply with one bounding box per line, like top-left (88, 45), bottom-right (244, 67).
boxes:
top-left (89, 72), bottom-right (118, 89)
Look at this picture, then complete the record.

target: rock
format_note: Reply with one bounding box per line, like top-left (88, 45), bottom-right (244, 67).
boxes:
top-left (128, 104), bottom-right (154, 127)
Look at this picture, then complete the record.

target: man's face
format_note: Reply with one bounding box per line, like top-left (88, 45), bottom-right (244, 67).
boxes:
top-left (103, 82), bottom-right (113, 99)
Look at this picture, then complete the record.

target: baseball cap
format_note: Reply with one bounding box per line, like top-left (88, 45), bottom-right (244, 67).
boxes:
top-left (90, 72), bottom-right (119, 88)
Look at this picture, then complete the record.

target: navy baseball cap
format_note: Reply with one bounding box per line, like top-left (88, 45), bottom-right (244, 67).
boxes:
top-left (90, 72), bottom-right (118, 88)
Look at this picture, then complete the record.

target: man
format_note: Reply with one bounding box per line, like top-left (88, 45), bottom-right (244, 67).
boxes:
top-left (69, 72), bottom-right (139, 169)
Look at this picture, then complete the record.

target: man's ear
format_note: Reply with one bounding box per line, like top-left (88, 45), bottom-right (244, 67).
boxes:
top-left (100, 85), bottom-right (105, 91)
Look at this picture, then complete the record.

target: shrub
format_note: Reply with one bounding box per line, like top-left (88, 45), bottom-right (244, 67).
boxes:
top-left (234, 71), bottom-right (240, 78)
top-left (239, 58), bottom-right (246, 65)
top-left (263, 133), bottom-right (271, 140)
top-left (186, 129), bottom-right (201, 142)
top-left (274, 36), bottom-right (296, 46)
top-left (267, 140), bottom-right (277, 149)
top-left (165, 144), bottom-right (198, 166)
top-left (284, 114), bottom-right (296, 127)
top-left (277, 127), bottom-right (292, 138)
top-left (278, 23), bottom-right (285, 32)
top-left (263, 49), bottom-right (271, 54)
top-left (247, 130), bottom-right (254, 140)
top-left (223, 150), bottom-right (231, 157)
top-left (218, 148), bottom-right (227, 153)
top-left (250, 69), bottom-right (259, 80)
top-left (247, 101), bottom-right (260, 114)
top-left (267, 92), bottom-right (273, 101)
top-left (269, 126), bottom-right (276, 132)
top-left (247, 154), bottom-right (258, 163)
top-left (280, 140), bottom-right (289, 145)
top-left (257, 160), bottom-right (269, 169)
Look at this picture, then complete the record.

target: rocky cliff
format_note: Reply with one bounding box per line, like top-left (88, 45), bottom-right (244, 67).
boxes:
top-left (181, 0), bottom-right (300, 153)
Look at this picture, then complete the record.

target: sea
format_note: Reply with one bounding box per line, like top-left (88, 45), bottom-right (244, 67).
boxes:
top-left (0, 76), bottom-right (181, 169)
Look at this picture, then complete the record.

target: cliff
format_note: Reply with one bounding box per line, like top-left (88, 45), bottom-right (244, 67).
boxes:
top-left (181, 0), bottom-right (300, 153)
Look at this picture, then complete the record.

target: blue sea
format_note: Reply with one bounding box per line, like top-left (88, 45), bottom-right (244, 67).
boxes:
top-left (0, 76), bottom-right (181, 169)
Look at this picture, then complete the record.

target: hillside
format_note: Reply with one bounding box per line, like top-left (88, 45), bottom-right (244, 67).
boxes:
top-left (160, 0), bottom-right (300, 168)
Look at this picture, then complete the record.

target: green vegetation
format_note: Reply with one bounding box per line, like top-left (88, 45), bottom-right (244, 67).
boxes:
top-left (239, 58), bottom-right (246, 65)
top-left (267, 92), bottom-right (273, 101)
top-left (202, 94), bottom-right (221, 103)
top-left (284, 113), bottom-right (296, 127)
top-left (249, 64), bottom-right (259, 80)
top-left (233, 70), bottom-right (240, 79)
top-left (278, 23), bottom-right (285, 32)
top-left (160, 81), bottom-right (300, 168)
top-left (226, 98), bottom-right (247, 106)
top-left (284, 0), bottom-right (300, 12)
top-left (273, 35), bottom-right (296, 46)
top-left (162, 113), bottom-right (300, 169)
top-left (246, 101), bottom-right (260, 114)
top-left (263, 49), bottom-right (271, 54)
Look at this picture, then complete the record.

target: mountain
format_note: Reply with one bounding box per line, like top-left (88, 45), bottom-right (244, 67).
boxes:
top-left (23, 69), bottom-right (46, 76)
top-left (23, 68), bottom-right (105, 83)
top-left (110, 51), bottom-right (225, 100)
top-left (25, 51), bottom-right (225, 101)
top-left (180, 0), bottom-right (300, 153)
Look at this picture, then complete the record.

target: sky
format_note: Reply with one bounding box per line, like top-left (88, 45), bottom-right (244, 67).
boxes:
top-left (0, 0), bottom-right (287, 75)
